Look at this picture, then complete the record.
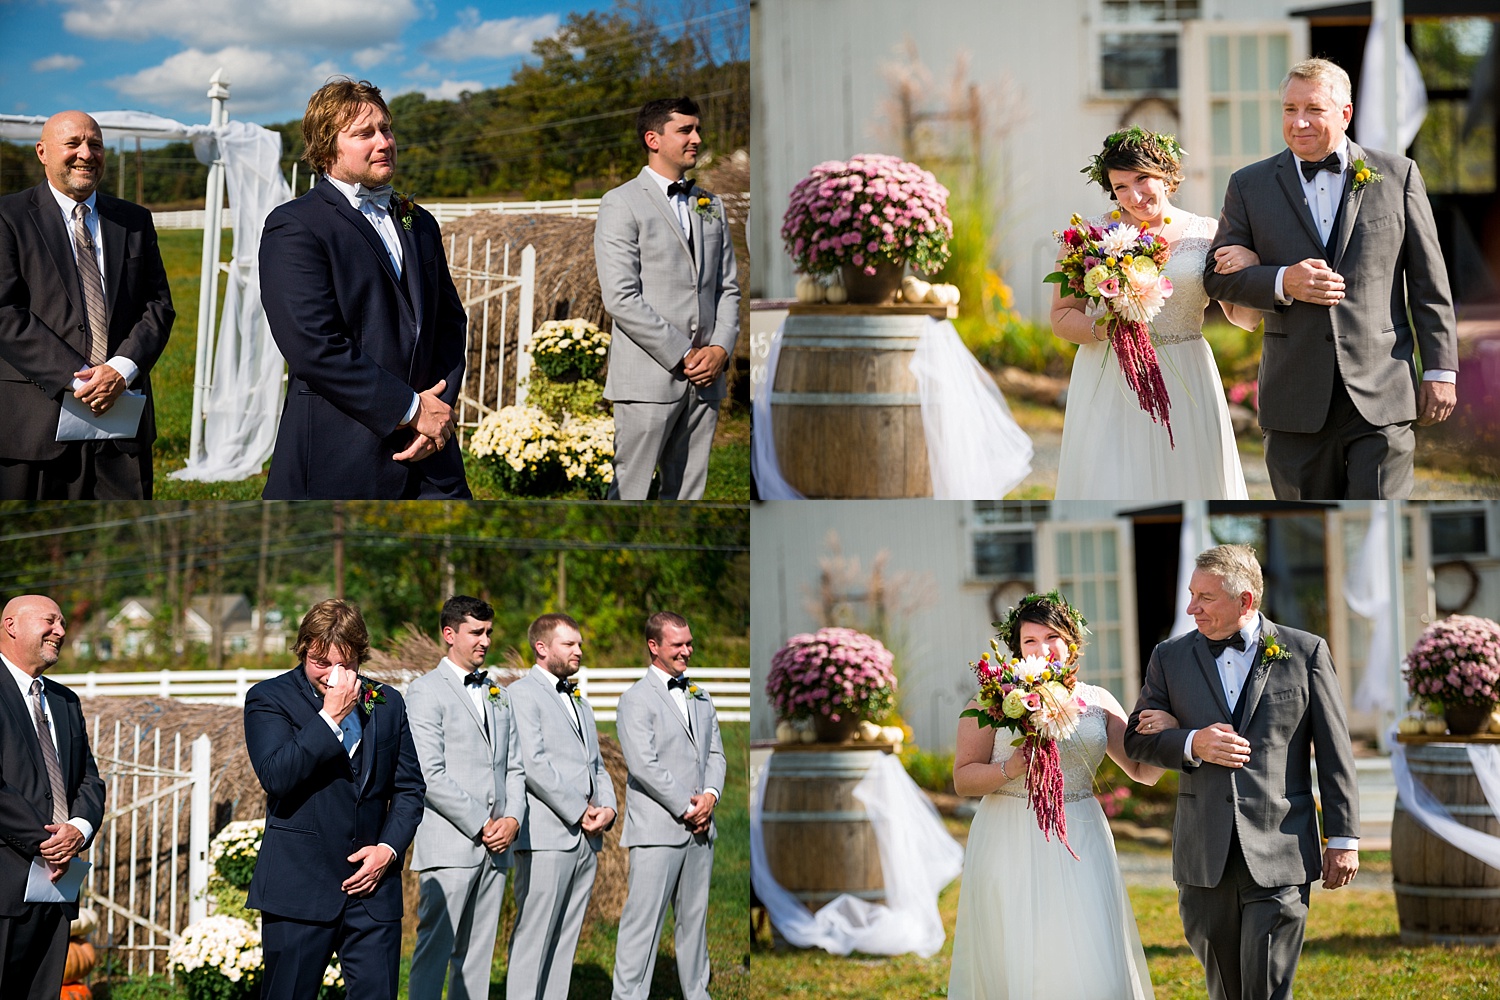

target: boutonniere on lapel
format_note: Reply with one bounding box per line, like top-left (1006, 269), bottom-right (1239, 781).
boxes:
top-left (1260, 631), bottom-right (1291, 663)
top-left (1350, 159), bottom-right (1382, 194)
top-left (692, 193), bottom-right (718, 221)
top-left (360, 678), bottom-right (387, 714)
top-left (486, 682), bottom-right (507, 706)
top-left (391, 191), bottom-right (418, 231)
top-left (686, 680), bottom-right (707, 701)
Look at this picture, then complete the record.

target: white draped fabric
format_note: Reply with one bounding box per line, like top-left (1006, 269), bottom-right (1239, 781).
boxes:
top-left (1355, 15), bottom-right (1429, 152)
top-left (1349, 505), bottom-right (1397, 714)
top-left (750, 752), bottom-right (963, 957)
top-left (1389, 725), bottom-right (1500, 870)
top-left (1171, 501), bottom-right (1205, 640)
top-left (0, 111), bottom-right (292, 481)
top-left (750, 315), bottom-right (1033, 499)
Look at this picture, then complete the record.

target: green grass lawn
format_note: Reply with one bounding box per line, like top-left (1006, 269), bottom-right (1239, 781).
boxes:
top-left (150, 230), bottom-right (750, 501)
top-left (748, 845), bottom-right (1499, 1000)
top-left (94, 721), bottom-right (749, 1000)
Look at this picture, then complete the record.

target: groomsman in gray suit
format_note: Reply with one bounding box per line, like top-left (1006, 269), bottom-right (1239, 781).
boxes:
top-left (611, 612), bottom-right (725, 1000)
top-left (594, 96), bottom-right (741, 500)
top-left (1125, 544), bottom-right (1360, 1000)
top-left (505, 613), bottom-right (616, 1000)
top-left (406, 596), bottom-right (527, 1000)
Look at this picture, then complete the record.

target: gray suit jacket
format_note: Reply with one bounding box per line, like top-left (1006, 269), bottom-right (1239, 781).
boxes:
top-left (616, 672), bottom-right (727, 848)
top-left (594, 167), bottom-right (740, 403)
top-left (1202, 143), bottom-right (1457, 432)
top-left (507, 669), bottom-right (616, 853)
top-left (1124, 618), bottom-right (1359, 888)
top-left (406, 660), bottom-right (527, 871)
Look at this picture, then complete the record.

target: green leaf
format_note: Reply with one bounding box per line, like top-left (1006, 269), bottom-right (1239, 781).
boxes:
top-left (1042, 272), bottom-right (1067, 284)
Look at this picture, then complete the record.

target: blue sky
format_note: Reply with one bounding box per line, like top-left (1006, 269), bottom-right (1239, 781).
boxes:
top-left (0, 0), bottom-right (634, 125)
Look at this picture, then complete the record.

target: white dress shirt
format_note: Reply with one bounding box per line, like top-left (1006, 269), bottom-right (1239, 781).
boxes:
top-left (4, 656), bottom-right (95, 843)
top-left (649, 664), bottom-right (720, 803)
top-left (444, 656), bottom-right (489, 731)
top-left (46, 182), bottom-right (140, 388)
top-left (1181, 615), bottom-right (1357, 851)
top-left (1273, 141), bottom-right (1453, 384)
top-left (322, 174), bottom-right (422, 425)
top-left (644, 165), bottom-right (695, 240)
top-left (532, 663), bottom-right (583, 734)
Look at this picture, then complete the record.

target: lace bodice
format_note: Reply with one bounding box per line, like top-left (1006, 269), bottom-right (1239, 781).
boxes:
top-left (1087, 211), bottom-right (1216, 345)
top-left (989, 684), bottom-right (1111, 802)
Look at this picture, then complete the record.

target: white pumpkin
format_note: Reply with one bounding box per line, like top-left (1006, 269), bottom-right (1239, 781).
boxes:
top-left (795, 274), bottom-right (825, 303)
top-left (824, 282), bottom-right (849, 304)
top-left (1424, 717), bottom-right (1449, 736)
top-left (798, 727), bottom-right (817, 744)
top-left (775, 720), bottom-right (797, 743)
top-left (857, 720), bottom-right (883, 741)
top-left (1396, 714), bottom-right (1425, 736)
top-left (1489, 708), bottom-right (1500, 735)
top-left (881, 725), bottom-right (904, 744)
top-left (902, 275), bottom-right (932, 303)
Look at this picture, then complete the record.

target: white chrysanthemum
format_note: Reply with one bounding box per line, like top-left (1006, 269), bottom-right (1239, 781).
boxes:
top-left (169, 915), bottom-right (261, 979)
top-left (1097, 223), bottom-right (1141, 257)
top-left (469, 406), bottom-right (559, 471)
top-left (1030, 681), bottom-right (1085, 741)
top-left (1116, 278), bottom-right (1171, 324)
top-left (1012, 654), bottom-right (1053, 685)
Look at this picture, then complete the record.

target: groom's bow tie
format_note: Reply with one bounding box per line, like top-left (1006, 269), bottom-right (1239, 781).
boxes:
top-left (556, 678), bottom-right (578, 696)
top-left (666, 179), bottom-right (693, 198)
top-left (1206, 632), bottom-right (1247, 657)
top-left (667, 675), bottom-right (690, 691)
top-left (1299, 153), bottom-right (1342, 181)
top-left (464, 668), bottom-right (489, 688)
top-left (355, 183), bottom-right (394, 210)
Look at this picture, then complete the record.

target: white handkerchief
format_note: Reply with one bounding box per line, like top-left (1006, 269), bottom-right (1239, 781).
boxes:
top-left (25, 856), bottom-right (90, 903)
top-left (57, 391), bottom-right (146, 441)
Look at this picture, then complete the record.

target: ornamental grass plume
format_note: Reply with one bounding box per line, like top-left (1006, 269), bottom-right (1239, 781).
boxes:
top-left (1403, 615), bottom-right (1500, 707)
top-left (766, 627), bottom-right (898, 723)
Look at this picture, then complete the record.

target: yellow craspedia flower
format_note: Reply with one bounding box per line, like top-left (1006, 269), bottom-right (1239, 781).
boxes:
top-left (1105, 256), bottom-right (1117, 267)
top-left (1266, 643), bottom-right (1281, 658)
top-left (1356, 170), bottom-right (1369, 183)
top-left (697, 196), bottom-right (710, 208)
top-left (1070, 213), bottom-right (1083, 225)
top-left (1110, 210), bottom-right (1121, 220)
top-left (1164, 216), bottom-right (1172, 225)
top-left (1122, 254), bottom-right (1133, 265)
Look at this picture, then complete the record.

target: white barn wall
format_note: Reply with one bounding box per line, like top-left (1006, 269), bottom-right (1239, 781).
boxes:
top-left (752, 0), bottom-right (1300, 317)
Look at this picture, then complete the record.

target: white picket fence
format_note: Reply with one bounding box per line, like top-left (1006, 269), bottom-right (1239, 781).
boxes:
top-left (52, 665), bottom-right (752, 720)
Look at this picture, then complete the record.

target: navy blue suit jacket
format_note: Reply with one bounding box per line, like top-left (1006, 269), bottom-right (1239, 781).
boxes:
top-left (243, 667), bottom-right (424, 923)
top-left (258, 180), bottom-right (469, 499)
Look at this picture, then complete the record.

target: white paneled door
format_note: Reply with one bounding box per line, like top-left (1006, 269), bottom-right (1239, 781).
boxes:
top-left (1036, 519), bottom-right (1140, 705)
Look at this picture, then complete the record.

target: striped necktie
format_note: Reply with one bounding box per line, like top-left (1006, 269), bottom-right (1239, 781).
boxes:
top-left (71, 203), bottom-right (109, 365)
top-left (31, 679), bottom-right (69, 825)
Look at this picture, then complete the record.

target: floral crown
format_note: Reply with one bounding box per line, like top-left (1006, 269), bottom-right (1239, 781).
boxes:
top-left (994, 590), bottom-right (1091, 656)
top-left (1082, 126), bottom-right (1186, 190)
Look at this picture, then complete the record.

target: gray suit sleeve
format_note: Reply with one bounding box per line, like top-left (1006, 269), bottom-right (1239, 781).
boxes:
top-left (1308, 638), bottom-right (1360, 840)
top-left (704, 699), bottom-right (727, 799)
top-left (594, 192), bottom-right (695, 370)
top-left (1124, 645), bottom-right (1197, 772)
top-left (708, 200), bottom-right (740, 357)
top-left (512, 685), bottom-right (590, 825)
top-left (1201, 169), bottom-right (1286, 313)
top-left (1398, 160), bottom-right (1459, 372)
top-left (586, 704), bottom-right (617, 816)
top-left (503, 705), bottom-right (527, 827)
top-left (618, 689), bottom-right (693, 819)
top-left (406, 681), bottom-right (488, 838)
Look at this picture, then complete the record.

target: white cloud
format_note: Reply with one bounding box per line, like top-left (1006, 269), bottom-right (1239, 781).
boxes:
top-left (394, 79), bottom-right (487, 102)
top-left (353, 44), bottom-right (402, 71)
top-left (62, 0), bottom-right (419, 49)
top-left (32, 54), bottom-right (85, 73)
top-left (110, 47), bottom-right (341, 115)
top-left (426, 9), bottom-right (559, 63)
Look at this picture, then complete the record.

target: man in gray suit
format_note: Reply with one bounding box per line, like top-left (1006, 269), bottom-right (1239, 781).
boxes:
top-left (611, 612), bottom-right (726, 1000)
top-left (594, 96), bottom-right (741, 500)
top-left (505, 613), bottom-right (616, 1000)
top-left (1125, 544), bottom-right (1360, 1000)
top-left (407, 596), bottom-right (526, 1000)
top-left (1203, 57), bottom-right (1458, 499)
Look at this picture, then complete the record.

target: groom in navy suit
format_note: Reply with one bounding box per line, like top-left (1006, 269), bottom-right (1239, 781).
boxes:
top-left (260, 78), bottom-right (470, 499)
top-left (244, 599), bottom-right (425, 1000)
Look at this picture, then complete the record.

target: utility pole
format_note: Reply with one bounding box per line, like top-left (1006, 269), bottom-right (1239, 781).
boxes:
top-left (557, 551), bottom-right (567, 611)
top-left (333, 502), bottom-right (345, 599)
top-left (255, 501), bottom-right (271, 662)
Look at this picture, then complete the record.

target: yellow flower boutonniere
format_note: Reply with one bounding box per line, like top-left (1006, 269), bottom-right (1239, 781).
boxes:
top-left (1262, 632), bottom-right (1291, 663)
top-left (360, 678), bottom-right (386, 715)
top-left (692, 194), bottom-right (719, 221)
top-left (487, 683), bottom-right (505, 705)
top-left (1350, 159), bottom-right (1382, 193)
top-left (687, 682), bottom-right (707, 701)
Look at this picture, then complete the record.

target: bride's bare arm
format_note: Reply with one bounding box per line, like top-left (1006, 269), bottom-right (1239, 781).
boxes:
top-left (953, 701), bottom-right (1026, 797)
top-left (1050, 266), bottom-right (1107, 346)
top-left (1213, 245), bottom-right (1264, 331)
top-left (1102, 692), bottom-right (1173, 784)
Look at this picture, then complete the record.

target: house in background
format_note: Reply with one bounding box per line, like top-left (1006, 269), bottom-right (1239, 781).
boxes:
top-left (750, 0), bottom-right (1497, 319)
top-left (74, 594), bottom-right (294, 661)
top-left (751, 500), bottom-right (1500, 750)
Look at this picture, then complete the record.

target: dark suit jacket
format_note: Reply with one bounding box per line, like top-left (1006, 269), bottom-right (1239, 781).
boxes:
top-left (0, 671), bottom-right (105, 918)
top-left (259, 181), bottom-right (470, 499)
top-left (1125, 619), bottom-right (1359, 889)
top-left (243, 667), bottom-right (425, 923)
top-left (0, 183), bottom-right (173, 464)
top-left (1202, 143), bottom-right (1458, 433)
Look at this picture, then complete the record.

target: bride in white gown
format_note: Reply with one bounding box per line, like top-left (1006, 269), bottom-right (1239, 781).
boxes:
top-left (948, 592), bottom-right (1176, 1000)
top-left (1052, 128), bottom-right (1262, 500)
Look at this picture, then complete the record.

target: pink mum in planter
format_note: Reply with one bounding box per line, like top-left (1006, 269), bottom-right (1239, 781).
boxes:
top-left (766, 627), bottom-right (898, 723)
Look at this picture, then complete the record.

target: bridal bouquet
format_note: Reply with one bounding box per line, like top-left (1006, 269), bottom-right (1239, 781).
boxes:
top-left (962, 646), bottom-right (1086, 857)
top-left (1045, 214), bottom-right (1176, 446)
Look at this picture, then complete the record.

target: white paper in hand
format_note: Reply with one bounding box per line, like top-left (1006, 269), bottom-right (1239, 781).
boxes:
top-left (56, 391), bottom-right (146, 441)
top-left (328, 664), bottom-right (347, 689)
top-left (25, 856), bottom-right (90, 903)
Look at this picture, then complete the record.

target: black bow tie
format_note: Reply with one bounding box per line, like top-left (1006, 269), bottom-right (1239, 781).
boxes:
top-left (1300, 153), bottom-right (1342, 181)
top-left (1206, 632), bottom-right (1248, 658)
top-left (667, 675), bottom-right (690, 691)
top-left (556, 678), bottom-right (577, 696)
top-left (464, 669), bottom-right (488, 687)
top-left (666, 179), bottom-right (692, 198)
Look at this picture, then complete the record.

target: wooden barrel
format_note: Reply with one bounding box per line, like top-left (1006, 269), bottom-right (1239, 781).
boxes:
top-left (760, 746), bottom-right (886, 911)
top-left (770, 310), bottom-right (931, 498)
top-left (1392, 742), bottom-right (1500, 945)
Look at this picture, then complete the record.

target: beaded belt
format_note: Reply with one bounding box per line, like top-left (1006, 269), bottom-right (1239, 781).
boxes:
top-left (993, 786), bottom-right (1096, 802)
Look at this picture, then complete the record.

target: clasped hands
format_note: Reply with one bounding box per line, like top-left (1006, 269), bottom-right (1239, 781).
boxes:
top-left (681, 791), bottom-right (717, 834)
top-left (682, 346), bottom-right (727, 388)
top-left (395, 379), bottom-right (456, 463)
top-left (40, 821), bottom-right (86, 882)
top-left (72, 363), bottom-right (126, 415)
top-left (342, 843), bottom-right (396, 898)
top-left (480, 816), bottom-right (520, 853)
top-left (580, 803), bottom-right (615, 835)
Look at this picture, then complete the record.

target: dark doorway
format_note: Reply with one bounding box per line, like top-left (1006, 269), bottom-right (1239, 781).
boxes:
top-left (1132, 515), bottom-right (1186, 676)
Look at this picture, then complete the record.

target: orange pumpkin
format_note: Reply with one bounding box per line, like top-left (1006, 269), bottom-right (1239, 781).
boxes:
top-left (63, 937), bottom-right (96, 984)
top-left (60, 982), bottom-right (92, 1000)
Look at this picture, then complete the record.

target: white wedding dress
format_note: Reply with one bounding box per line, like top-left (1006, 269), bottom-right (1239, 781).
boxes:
top-left (947, 684), bottom-right (1155, 1000)
top-left (1054, 212), bottom-right (1249, 500)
